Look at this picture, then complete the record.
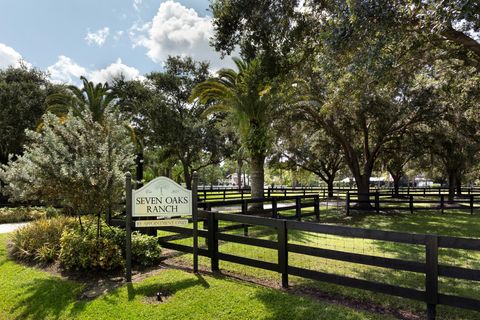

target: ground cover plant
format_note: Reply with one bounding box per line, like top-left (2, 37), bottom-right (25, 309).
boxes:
top-left (0, 233), bottom-right (391, 320)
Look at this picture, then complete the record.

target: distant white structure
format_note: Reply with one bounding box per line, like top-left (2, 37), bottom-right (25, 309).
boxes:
top-left (223, 173), bottom-right (250, 187)
top-left (415, 177), bottom-right (433, 187)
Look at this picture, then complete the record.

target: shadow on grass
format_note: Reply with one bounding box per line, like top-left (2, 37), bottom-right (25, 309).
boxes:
top-left (11, 277), bottom-right (83, 320)
top-left (99, 275), bottom-right (210, 306)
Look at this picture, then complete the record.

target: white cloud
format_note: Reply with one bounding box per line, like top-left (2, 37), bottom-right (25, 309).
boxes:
top-left (47, 55), bottom-right (144, 85)
top-left (90, 58), bottom-right (144, 84)
top-left (0, 43), bottom-right (31, 69)
top-left (113, 30), bottom-right (124, 41)
top-left (130, 1), bottom-right (233, 70)
top-left (47, 56), bottom-right (88, 84)
top-left (133, 0), bottom-right (142, 11)
top-left (85, 27), bottom-right (110, 47)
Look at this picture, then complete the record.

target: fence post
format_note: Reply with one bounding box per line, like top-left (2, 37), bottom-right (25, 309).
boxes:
top-left (241, 189), bottom-right (244, 199)
top-left (295, 196), bottom-right (302, 221)
top-left (471, 195), bottom-right (474, 215)
top-left (277, 220), bottom-right (288, 288)
top-left (346, 192), bottom-right (350, 216)
top-left (375, 192), bottom-right (380, 214)
top-left (242, 199), bottom-right (248, 214)
top-left (409, 195), bottom-right (414, 214)
top-left (425, 235), bottom-right (438, 320)
top-left (272, 197), bottom-right (278, 219)
top-left (440, 195), bottom-right (444, 214)
top-left (207, 211), bottom-right (219, 272)
top-left (314, 195), bottom-right (320, 222)
top-left (223, 190), bottom-right (226, 201)
top-left (267, 187), bottom-right (271, 198)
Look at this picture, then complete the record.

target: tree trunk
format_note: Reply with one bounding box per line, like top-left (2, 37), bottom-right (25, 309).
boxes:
top-left (448, 171), bottom-right (456, 203)
top-left (456, 175), bottom-right (462, 196)
top-left (249, 155), bottom-right (265, 211)
top-left (392, 174), bottom-right (401, 197)
top-left (394, 179), bottom-right (400, 197)
top-left (355, 174), bottom-right (372, 210)
top-left (183, 162), bottom-right (192, 189)
top-left (327, 177), bottom-right (334, 198)
top-left (237, 158), bottom-right (243, 190)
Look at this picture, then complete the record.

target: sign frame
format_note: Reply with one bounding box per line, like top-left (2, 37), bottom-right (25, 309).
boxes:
top-left (125, 173), bottom-right (199, 283)
top-left (132, 176), bottom-right (192, 218)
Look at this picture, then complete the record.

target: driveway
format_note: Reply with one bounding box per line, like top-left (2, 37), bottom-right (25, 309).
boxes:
top-left (0, 222), bottom-right (28, 234)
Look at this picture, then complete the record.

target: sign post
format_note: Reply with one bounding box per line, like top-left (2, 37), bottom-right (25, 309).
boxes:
top-left (192, 172), bottom-right (199, 273)
top-left (125, 172), bottom-right (132, 283)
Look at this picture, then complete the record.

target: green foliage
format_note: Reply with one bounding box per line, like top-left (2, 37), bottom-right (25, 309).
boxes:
top-left (45, 76), bottom-right (116, 124)
top-left (0, 110), bottom-right (135, 216)
top-left (101, 226), bottom-right (162, 267)
top-left (0, 65), bottom-right (54, 165)
top-left (59, 228), bottom-right (124, 271)
top-left (8, 217), bottom-right (161, 269)
top-left (191, 57), bottom-right (275, 159)
top-left (131, 232), bottom-right (162, 267)
top-left (9, 217), bottom-right (76, 263)
top-left (0, 206), bottom-right (59, 224)
top-left (113, 56), bottom-right (226, 188)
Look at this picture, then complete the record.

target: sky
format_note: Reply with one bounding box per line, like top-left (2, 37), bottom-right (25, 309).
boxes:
top-left (0, 0), bottom-right (235, 85)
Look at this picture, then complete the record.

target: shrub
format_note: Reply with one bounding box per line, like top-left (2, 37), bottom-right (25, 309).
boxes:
top-left (131, 232), bottom-right (162, 267)
top-left (0, 110), bottom-right (135, 220)
top-left (10, 217), bottom-right (162, 270)
top-left (0, 206), bottom-right (59, 224)
top-left (9, 217), bottom-right (75, 263)
top-left (59, 228), bottom-right (124, 271)
top-left (95, 226), bottom-right (162, 267)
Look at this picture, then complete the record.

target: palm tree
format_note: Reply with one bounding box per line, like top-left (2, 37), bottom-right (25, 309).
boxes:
top-left (190, 58), bottom-right (275, 207)
top-left (44, 76), bottom-right (116, 123)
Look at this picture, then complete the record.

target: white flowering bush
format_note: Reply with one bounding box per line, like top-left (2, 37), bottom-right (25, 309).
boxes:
top-left (0, 110), bottom-right (134, 219)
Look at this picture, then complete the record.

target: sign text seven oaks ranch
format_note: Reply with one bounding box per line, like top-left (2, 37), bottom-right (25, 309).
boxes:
top-left (135, 196), bottom-right (189, 213)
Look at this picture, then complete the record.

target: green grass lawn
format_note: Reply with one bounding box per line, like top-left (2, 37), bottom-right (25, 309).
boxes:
top-left (0, 233), bottom-right (390, 320)
top-left (165, 209), bottom-right (480, 320)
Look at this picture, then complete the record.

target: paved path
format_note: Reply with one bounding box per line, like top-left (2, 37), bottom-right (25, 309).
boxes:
top-left (0, 222), bottom-right (28, 234)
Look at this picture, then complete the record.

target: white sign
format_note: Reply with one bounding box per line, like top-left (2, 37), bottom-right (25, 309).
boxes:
top-left (135, 219), bottom-right (188, 227)
top-left (133, 177), bottom-right (192, 217)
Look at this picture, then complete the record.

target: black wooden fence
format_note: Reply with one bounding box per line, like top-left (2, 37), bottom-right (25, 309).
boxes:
top-left (149, 211), bottom-right (480, 320)
top-left (199, 194), bottom-right (320, 221)
top-left (196, 186), bottom-right (480, 203)
top-left (347, 192), bottom-right (480, 215)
